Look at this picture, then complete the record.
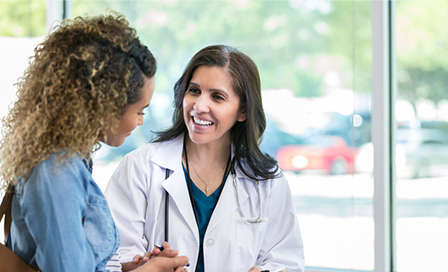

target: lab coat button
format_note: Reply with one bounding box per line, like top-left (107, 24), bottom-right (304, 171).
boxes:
top-left (206, 239), bottom-right (214, 246)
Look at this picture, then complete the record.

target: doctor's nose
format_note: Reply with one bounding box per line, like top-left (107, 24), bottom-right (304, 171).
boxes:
top-left (193, 95), bottom-right (210, 112)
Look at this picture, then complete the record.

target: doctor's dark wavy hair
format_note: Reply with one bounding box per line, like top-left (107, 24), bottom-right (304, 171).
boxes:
top-left (154, 45), bottom-right (279, 181)
top-left (0, 12), bottom-right (156, 190)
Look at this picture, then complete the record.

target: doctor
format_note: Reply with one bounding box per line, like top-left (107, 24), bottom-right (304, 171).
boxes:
top-left (105, 45), bottom-right (304, 272)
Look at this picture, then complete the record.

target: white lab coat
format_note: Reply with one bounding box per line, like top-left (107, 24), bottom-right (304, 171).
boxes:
top-left (105, 135), bottom-right (304, 272)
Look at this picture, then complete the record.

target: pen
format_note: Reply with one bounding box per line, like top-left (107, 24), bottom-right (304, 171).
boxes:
top-left (154, 244), bottom-right (164, 251)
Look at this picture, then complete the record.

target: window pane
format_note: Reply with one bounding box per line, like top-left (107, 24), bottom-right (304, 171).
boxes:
top-left (72, 1), bottom-right (374, 270)
top-left (0, 0), bottom-right (46, 117)
top-left (396, 1), bottom-right (448, 271)
top-left (0, 0), bottom-right (46, 245)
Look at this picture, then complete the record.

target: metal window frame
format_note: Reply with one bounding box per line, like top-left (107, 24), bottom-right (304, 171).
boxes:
top-left (46, 0), bottom-right (72, 28)
top-left (372, 1), bottom-right (395, 272)
top-left (305, 1), bottom-right (396, 271)
top-left (46, 1), bottom-right (397, 271)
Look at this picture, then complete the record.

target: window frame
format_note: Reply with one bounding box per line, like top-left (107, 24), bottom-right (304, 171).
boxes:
top-left (47, 1), bottom-right (398, 271)
top-left (371, 1), bottom-right (395, 272)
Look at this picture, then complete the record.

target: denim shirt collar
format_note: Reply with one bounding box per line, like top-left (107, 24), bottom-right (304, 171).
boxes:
top-left (82, 158), bottom-right (93, 173)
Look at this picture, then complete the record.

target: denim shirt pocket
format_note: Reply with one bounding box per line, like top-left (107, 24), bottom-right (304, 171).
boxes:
top-left (83, 194), bottom-right (115, 254)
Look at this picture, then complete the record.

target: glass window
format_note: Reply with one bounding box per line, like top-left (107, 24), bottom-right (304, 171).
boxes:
top-left (395, 1), bottom-right (448, 271)
top-left (72, 1), bottom-right (374, 270)
top-left (0, 0), bottom-right (46, 117)
top-left (9, 1), bottom-right (448, 271)
top-left (0, 0), bottom-right (47, 246)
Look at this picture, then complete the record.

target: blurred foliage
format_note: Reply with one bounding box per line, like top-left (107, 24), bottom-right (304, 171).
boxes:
top-left (0, 0), bottom-right (47, 36)
top-left (324, 1), bottom-right (372, 93)
top-left (396, 0), bottom-right (448, 106)
top-left (71, 0), bottom-right (368, 98)
top-left (0, 0), bottom-right (447, 106)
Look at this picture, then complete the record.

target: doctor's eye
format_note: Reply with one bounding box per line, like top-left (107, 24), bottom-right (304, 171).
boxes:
top-left (212, 93), bottom-right (225, 101)
top-left (187, 86), bottom-right (201, 95)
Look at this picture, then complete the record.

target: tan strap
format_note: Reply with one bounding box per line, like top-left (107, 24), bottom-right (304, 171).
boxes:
top-left (0, 186), bottom-right (14, 245)
top-left (0, 186), bottom-right (41, 271)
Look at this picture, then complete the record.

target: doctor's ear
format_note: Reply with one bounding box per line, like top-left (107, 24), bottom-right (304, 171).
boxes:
top-left (237, 107), bottom-right (246, 122)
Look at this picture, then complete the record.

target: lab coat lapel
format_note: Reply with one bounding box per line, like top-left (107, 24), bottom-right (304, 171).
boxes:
top-left (162, 168), bottom-right (199, 241)
top-left (207, 168), bottom-right (248, 232)
top-left (154, 136), bottom-right (199, 241)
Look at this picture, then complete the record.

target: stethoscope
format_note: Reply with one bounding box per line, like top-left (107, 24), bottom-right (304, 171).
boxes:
top-left (164, 148), bottom-right (265, 270)
top-left (179, 142), bottom-right (265, 271)
top-left (231, 161), bottom-right (265, 224)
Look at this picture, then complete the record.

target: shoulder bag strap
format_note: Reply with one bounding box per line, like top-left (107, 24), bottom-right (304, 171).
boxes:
top-left (0, 186), bottom-right (14, 245)
top-left (0, 186), bottom-right (41, 271)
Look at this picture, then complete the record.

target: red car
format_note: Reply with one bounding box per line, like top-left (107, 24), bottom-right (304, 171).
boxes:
top-left (276, 135), bottom-right (358, 175)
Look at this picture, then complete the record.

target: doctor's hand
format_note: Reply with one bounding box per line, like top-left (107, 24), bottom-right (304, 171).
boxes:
top-left (152, 241), bottom-right (181, 258)
top-left (122, 242), bottom-right (185, 271)
top-left (135, 241), bottom-right (181, 263)
top-left (132, 255), bottom-right (190, 272)
top-left (249, 266), bottom-right (273, 272)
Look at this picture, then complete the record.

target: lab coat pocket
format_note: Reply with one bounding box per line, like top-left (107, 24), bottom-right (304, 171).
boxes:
top-left (235, 214), bottom-right (269, 270)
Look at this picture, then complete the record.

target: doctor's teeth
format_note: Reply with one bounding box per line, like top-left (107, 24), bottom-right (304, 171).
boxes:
top-left (193, 116), bottom-right (213, 126)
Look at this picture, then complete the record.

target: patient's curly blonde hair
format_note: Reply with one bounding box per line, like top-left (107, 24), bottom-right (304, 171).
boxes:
top-left (0, 12), bottom-right (156, 190)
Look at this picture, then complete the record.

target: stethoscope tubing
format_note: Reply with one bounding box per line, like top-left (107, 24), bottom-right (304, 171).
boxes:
top-left (231, 164), bottom-right (264, 224)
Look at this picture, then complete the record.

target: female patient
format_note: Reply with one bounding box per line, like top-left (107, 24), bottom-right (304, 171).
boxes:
top-left (0, 12), bottom-right (188, 271)
top-left (105, 45), bottom-right (305, 271)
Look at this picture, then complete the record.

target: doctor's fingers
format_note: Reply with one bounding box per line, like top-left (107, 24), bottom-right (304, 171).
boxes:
top-left (143, 251), bottom-right (152, 262)
top-left (153, 248), bottom-right (179, 258)
top-left (140, 255), bottom-right (189, 272)
top-left (156, 241), bottom-right (179, 257)
top-left (172, 256), bottom-right (190, 272)
top-left (133, 252), bottom-right (152, 263)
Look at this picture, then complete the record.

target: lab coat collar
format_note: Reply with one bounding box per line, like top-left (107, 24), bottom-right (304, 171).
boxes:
top-left (151, 135), bottom-right (184, 171)
top-left (152, 135), bottom-right (250, 237)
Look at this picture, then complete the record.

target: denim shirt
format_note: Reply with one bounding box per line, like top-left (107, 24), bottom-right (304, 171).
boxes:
top-left (8, 153), bottom-right (120, 271)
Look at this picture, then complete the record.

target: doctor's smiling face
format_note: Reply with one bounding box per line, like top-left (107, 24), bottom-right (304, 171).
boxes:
top-left (183, 65), bottom-right (246, 146)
